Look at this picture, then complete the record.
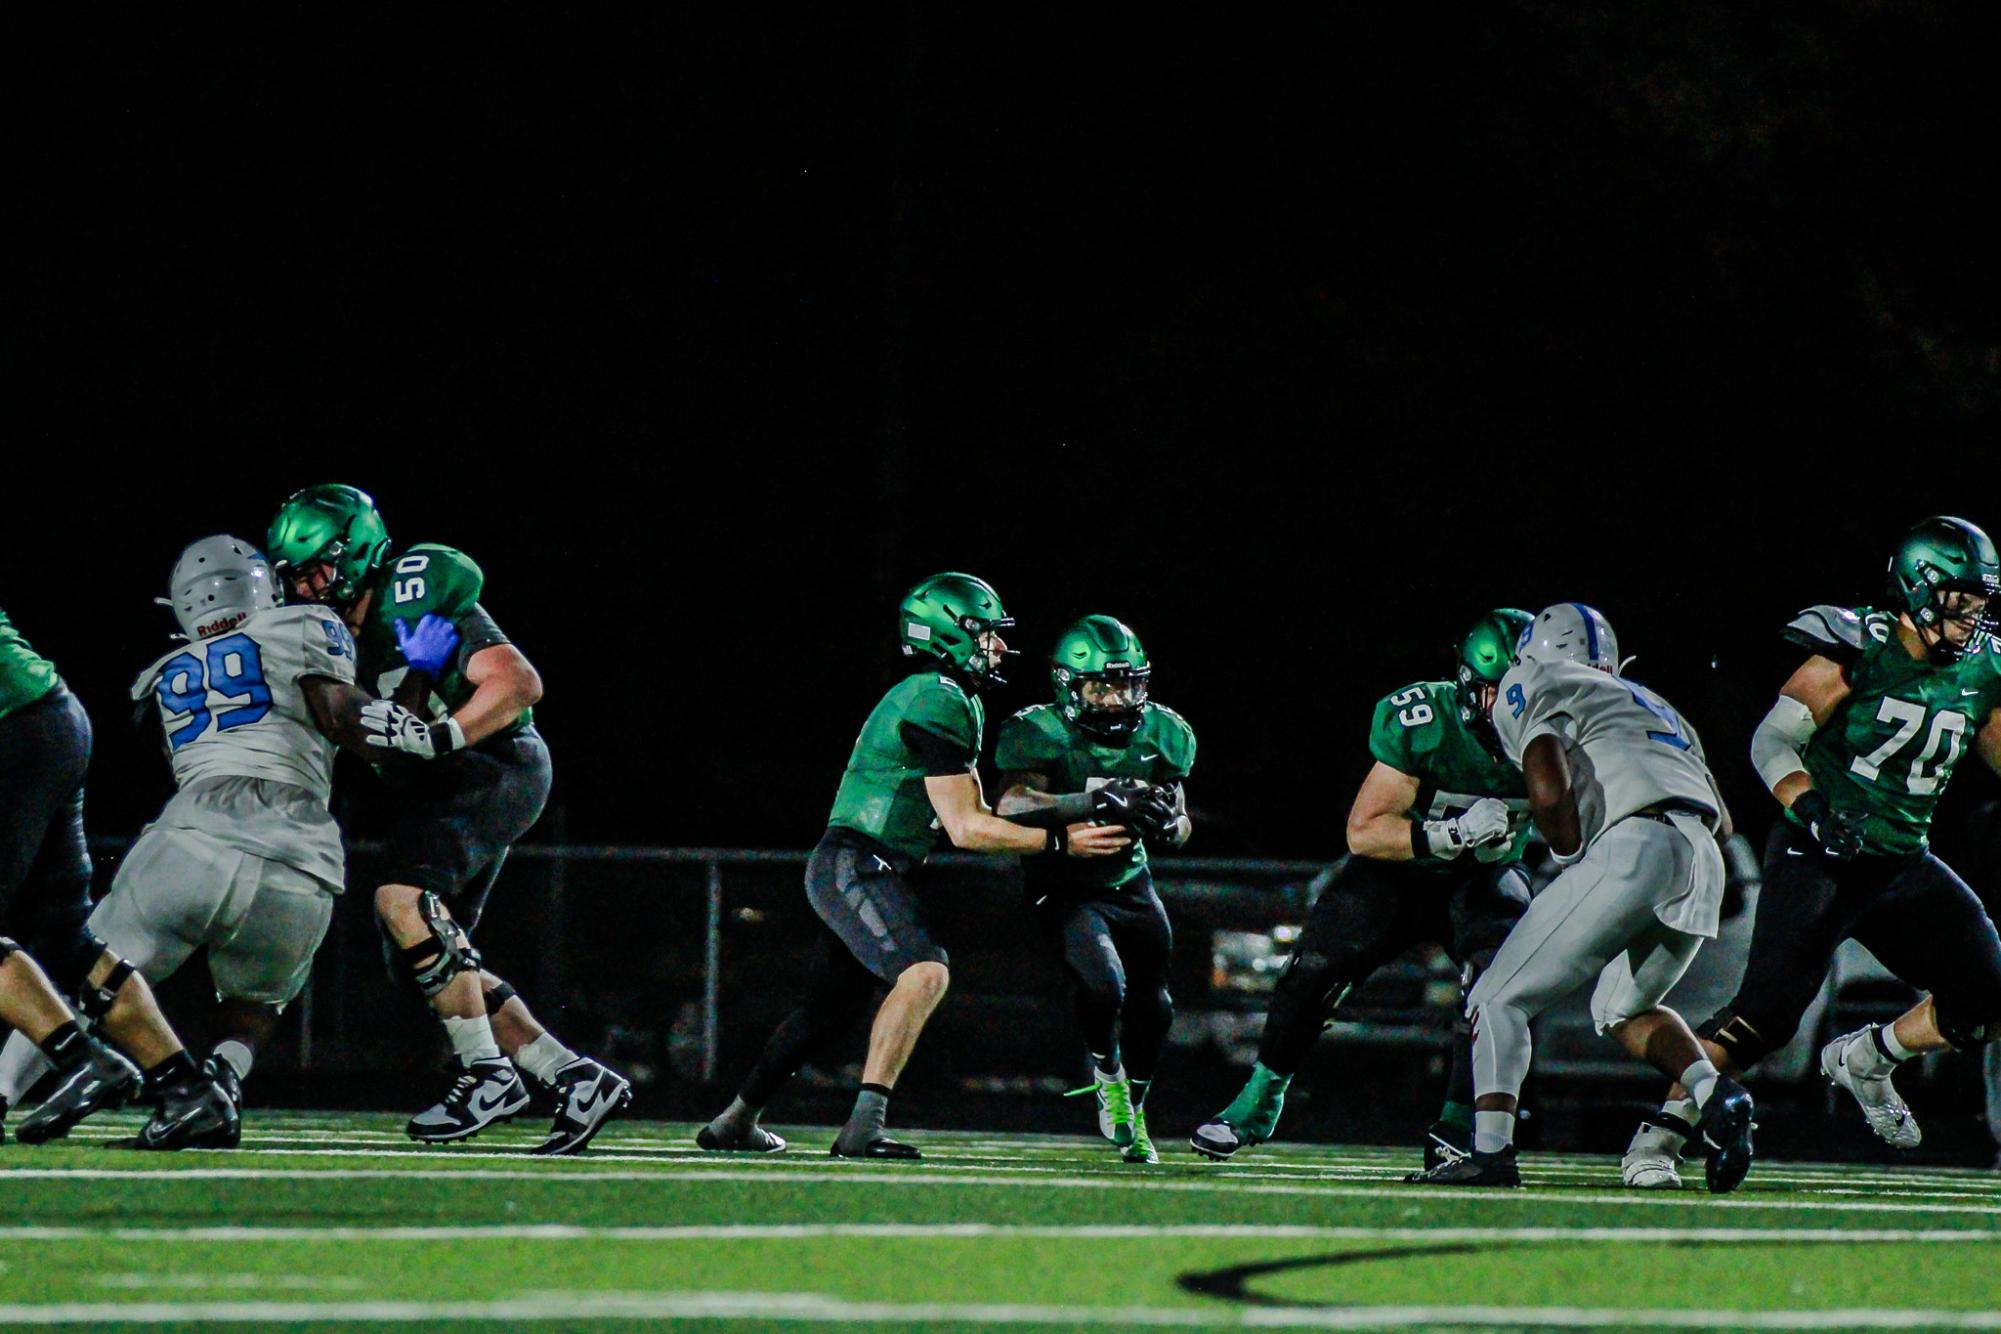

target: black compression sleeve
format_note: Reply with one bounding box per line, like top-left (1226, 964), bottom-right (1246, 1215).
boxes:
top-left (898, 721), bottom-right (976, 777)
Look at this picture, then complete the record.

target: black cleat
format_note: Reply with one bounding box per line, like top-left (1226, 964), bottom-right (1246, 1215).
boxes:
top-left (1698, 1076), bottom-right (1756, 1195)
top-left (120, 1071), bottom-right (240, 1151)
top-left (829, 1135), bottom-right (922, 1160)
top-left (13, 1041), bottom-right (141, 1145)
top-left (532, 1057), bottom-right (633, 1156)
top-left (204, 1054), bottom-right (244, 1112)
top-left (1405, 1143), bottom-right (1520, 1187)
top-left (696, 1122), bottom-right (789, 1154)
top-left (1420, 1119), bottom-right (1473, 1174)
top-left (407, 1057), bottom-right (530, 1143)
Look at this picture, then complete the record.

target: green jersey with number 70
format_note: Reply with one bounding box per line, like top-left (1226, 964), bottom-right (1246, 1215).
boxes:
top-left (1367, 679), bottom-right (1531, 872)
top-left (354, 544), bottom-right (532, 735)
top-left (1783, 605), bottom-right (2001, 856)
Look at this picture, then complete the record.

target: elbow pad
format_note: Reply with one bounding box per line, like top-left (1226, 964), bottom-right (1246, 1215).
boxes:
top-left (1751, 696), bottom-right (1816, 793)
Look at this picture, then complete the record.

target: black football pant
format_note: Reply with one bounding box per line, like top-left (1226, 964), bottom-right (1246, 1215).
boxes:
top-left (1704, 821), bottom-right (2001, 1063)
top-left (0, 685), bottom-right (100, 993)
top-left (1257, 853), bottom-right (1531, 1110)
top-left (737, 830), bottom-right (943, 1109)
top-left (1029, 870), bottom-right (1174, 1089)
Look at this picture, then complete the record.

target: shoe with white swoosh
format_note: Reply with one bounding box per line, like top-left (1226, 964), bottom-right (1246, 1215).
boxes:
top-left (532, 1057), bottom-right (633, 1156)
top-left (1821, 1028), bottom-right (1921, 1149)
top-left (407, 1057), bottom-right (530, 1143)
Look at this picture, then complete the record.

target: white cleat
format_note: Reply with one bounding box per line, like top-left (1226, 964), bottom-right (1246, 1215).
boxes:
top-left (1621, 1119), bottom-right (1688, 1189)
top-left (1821, 1028), bottom-right (1921, 1149)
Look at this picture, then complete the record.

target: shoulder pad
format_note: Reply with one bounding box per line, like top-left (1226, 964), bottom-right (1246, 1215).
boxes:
top-left (1781, 605), bottom-right (1884, 657)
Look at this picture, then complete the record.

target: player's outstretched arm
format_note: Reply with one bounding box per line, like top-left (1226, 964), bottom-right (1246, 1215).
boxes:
top-left (301, 676), bottom-right (396, 760)
top-left (930, 771), bottom-right (1128, 857)
top-left (1522, 734), bottom-right (1583, 862)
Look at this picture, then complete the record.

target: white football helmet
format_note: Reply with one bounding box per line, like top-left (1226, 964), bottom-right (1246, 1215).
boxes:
top-left (167, 535), bottom-right (280, 641)
top-left (1517, 603), bottom-right (1621, 673)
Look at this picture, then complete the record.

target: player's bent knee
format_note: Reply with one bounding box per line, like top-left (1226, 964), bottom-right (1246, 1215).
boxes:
top-left (897, 960), bottom-right (950, 1001)
top-left (391, 892), bottom-right (483, 998)
top-left (1696, 1007), bottom-right (1780, 1068)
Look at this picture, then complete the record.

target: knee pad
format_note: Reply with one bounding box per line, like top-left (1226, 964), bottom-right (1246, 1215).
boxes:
top-left (78, 955), bottom-right (136, 1019)
top-left (1934, 998), bottom-right (1998, 1050)
top-left (47, 930), bottom-right (112, 1003)
top-left (1696, 1007), bottom-right (1778, 1068)
top-left (483, 980), bottom-right (518, 1016)
top-left (391, 892), bottom-right (482, 998)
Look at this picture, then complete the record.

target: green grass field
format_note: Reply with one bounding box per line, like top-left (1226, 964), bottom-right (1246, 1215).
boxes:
top-left (1, 1110), bottom-right (1996, 1330)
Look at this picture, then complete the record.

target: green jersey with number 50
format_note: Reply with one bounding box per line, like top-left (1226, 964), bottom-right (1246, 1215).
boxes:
top-left (1784, 605), bottom-right (2001, 856)
top-left (354, 543), bottom-right (532, 735)
top-left (1367, 679), bottom-right (1531, 871)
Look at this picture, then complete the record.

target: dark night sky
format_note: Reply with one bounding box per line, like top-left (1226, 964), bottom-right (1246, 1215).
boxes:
top-left (9, 4), bottom-right (2000, 854)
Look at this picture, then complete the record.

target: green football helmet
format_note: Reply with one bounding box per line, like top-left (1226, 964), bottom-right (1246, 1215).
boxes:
top-left (1457, 608), bottom-right (1534, 746)
top-left (1051, 614), bottom-right (1151, 745)
top-left (899, 572), bottom-right (1016, 688)
top-left (1886, 516), bottom-right (1999, 662)
top-left (265, 484), bottom-right (392, 612)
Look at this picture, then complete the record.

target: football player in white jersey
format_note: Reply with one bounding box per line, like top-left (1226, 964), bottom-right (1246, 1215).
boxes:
top-left (1408, 604), bottom-right (1758, 1192)
top-left (0, 536), bottom-right (390, 1144)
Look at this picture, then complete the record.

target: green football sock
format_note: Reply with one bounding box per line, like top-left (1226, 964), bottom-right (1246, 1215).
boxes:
top-left (1219, 1062), bottom-right (1291, 1140)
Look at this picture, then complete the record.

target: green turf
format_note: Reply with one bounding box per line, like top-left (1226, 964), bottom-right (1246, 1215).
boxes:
top-left (0, 1111), bottom-right (1996, 1330)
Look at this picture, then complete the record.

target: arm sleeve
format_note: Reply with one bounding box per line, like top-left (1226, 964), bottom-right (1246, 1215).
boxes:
top-left (453, 603), bottom-right (511, 661)
top-left (901, 720), bottom-right (976, 776)
top-left (297, 612), bottom-right (358, 685)
top-left (1750, 695), bottom-right (1816, 792)
top-left (1367, 692), bottom-right (1422, 771)
top-left (901, 679), bottom-right (980, 775)
top-left (995, 714), bottom-right (1060, 773)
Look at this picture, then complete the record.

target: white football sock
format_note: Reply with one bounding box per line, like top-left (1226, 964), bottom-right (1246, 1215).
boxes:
top-left (1657, 1095), bottom-right (1699, 1131)
top-left (1681, 1060), bottom-right (1721, 1109)
top-left (1474, 1110), bottom-right (1514, 1154)
top-left (515, 1032), bottom-right (581, 1083)
top-left (213, 1040), bottom-right (255, 1082)
top-left (442, 1015), bottom-right (501, 1065)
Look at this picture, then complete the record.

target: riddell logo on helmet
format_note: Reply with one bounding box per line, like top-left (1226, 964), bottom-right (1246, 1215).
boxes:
top-left (198, 612), bottom-right (249, 637)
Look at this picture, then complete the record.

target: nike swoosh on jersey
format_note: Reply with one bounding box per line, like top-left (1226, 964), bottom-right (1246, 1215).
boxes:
top-left (1783, 847), bottom-right (1807, 857)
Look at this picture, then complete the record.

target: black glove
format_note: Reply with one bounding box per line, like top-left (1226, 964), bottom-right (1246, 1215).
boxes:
top-left (1129, 783), bottom-right (1182, 846)
top-left (1792, 790), bottom-right (1865, 862)
top-left (1088, 777), bottom-right (1151, 827)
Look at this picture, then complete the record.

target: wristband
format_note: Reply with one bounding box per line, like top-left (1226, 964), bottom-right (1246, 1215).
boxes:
top-left (433, 717), bottom-right (466, 756)
top-left (1046, 825), bottom-right (1069, 855)
top-left (1421, 818), bottom-right (1467, 860)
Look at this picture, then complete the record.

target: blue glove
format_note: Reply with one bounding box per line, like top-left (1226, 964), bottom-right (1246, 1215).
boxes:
top-left (394, 614), bottom-right (461, 676)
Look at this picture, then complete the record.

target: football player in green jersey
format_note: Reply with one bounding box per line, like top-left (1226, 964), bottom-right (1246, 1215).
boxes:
top-left (266, 484), bottom-right (629, 1154)
top-left (0, 609), bottom-right (238, 1148)
top-left (1623, 516), bottom-right (2001, 1188)
top-left (1191, 610), bottom-right (1536, 1171)
top-left (699, 574), bottom-right (1132, 1159)
top-left (995, 615), bottom-right (1195, 1165)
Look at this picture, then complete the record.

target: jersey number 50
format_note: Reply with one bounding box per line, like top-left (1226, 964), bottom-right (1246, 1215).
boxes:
top-left (157, 633), bottom-right (272, 750)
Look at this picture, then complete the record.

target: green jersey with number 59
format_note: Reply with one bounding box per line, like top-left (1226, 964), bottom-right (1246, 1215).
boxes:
top-left (1368, 679), bottom-right (1531, 870)
top-left (1784, 605), bottom-right (2001, 856)
top-left (354, 544), bottom-right (532, 735)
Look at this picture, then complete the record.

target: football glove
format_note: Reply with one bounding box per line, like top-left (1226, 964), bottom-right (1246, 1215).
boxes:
top-left (1455, 797), bottom-right (1514, 848)
top-left (394, 613), bottom-right (461, 677)
top-left (1791, 790), bottom-right (1865, 861)
top-left (1088, 777), bottom-right (1152, 827)
top-left (1129, 782), bottom-right (1182, 846)
top-left (360, 699), bottom-right (464, 759)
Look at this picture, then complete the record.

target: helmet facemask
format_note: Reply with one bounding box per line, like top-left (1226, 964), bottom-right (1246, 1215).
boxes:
top-left (1911, 571), bottom-right (1997, 664)
top-left (959, 615), bottom-right (1019, 690)
top-left (1058, 663), bottom-right (1151, 745)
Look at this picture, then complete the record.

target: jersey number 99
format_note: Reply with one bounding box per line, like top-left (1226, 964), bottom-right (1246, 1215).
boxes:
top-left (157, 632), bottom-right (272, 750)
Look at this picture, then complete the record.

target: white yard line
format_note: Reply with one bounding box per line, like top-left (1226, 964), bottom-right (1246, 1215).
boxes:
top-left (0, 1222), bottom-right (1994, 1243)
top-left (0, 1291), bottom-right (1998, 1329)
top-left (1, 1164), bottom-right (1998, 1214)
